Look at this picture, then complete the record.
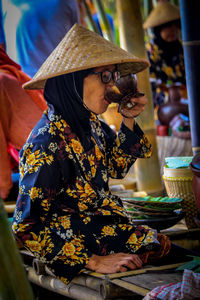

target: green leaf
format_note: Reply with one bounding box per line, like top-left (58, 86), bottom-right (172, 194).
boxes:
top-left (193, 266), bottom-right (200, 273)
top-left (176, 260), bottom-right (200, 271)
top-left (190, 256), bottom-right (200, 263)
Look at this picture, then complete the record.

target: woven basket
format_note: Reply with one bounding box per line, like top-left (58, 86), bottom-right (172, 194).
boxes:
top-left (163, 167), bottom-right (198, 229)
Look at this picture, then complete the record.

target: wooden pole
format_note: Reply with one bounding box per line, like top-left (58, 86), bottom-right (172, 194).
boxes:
top-left (93, 0), bottom-right (114, 42)
top-left (116, 0), bottom-right (163, 195)
top-left (179, 0), bottom-right (200, 155)
top-left (0, 198), bottom-right (34, 300)
top-left (83, 0), bottom-right (100, 34)
top-left (143, 0), bottom-right (153, 20)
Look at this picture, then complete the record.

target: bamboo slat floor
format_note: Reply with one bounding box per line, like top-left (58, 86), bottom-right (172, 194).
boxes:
top-left (20, 240), bottom-right (200, 300)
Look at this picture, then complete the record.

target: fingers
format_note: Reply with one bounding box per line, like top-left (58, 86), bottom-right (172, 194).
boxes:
top-left (130, 96), bottom-right (147, 106)
top-left (120, 95), bottom-right (147, 118)
top-left (124, 255), bottom-right (143, 269)
top-left (115, 253), bottom-right (143, 271)
top-left (120, 106), bottom-right (144, 118)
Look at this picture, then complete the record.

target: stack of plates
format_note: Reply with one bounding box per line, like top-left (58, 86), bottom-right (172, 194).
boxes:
top-left (122, 196), bottom-right (183, 219)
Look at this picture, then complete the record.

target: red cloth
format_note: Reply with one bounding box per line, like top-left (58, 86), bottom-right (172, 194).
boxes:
top-left (143, 269), bottom-right (200, 300)
top-left (0, 49), bottom-right (47, 199)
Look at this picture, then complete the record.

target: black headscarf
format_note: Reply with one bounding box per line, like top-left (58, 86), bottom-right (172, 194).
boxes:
top-left (44, 69), bottom-right (93, 149)
top-left (153, 20), bottom-right (183, 64)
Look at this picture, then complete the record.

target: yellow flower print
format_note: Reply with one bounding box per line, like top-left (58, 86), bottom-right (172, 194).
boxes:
top-left (25, 150), bottom-right (54, 174)
top-left (58, 235), bottom-right (88, 266)
top-left (138, 234), bottom-right (145, 242)
top-left (91, 166), bottom-right (96, 177)
top-left (151, 44), bottom-right (162, 62)
top-left (140, 135), bottom-right (151, 148)
top-left (12, 222), bottom-right (29, 232)
top-left (127, 233), bottom-right (137, 245)
top-left (26, 152), bottom-right (37, 165)
top-left (59, 277), bottom-right (69, 285)
top-left (41, 199), bottom-right (50, 211)
top-left (102, 226), bottom-right (116, 236)
top-left (90, 112), bottom-right (97, 121)
top-left (29, 187), bottom-right (42, 200)
top-left (116, 137), bottom-right (120, 147)
top-left (19, 166), bottom-right (24, 178)
top-left (110, 169), bottom-right (117, 178)
top-left (23, 147), bottom-right (31, 157)
top-left (82, 217), bottom-right (91, 224)
top-left (78, 202), bottom-right (88, 211)
top-left (63, 242), bottom-right (76, 256)
top-left (88, 154), bottom-right (95, 166)
top-left (100, 209), bottom-right (111, 215)
top-left (61, 119), bottom-right (67, 127)
top-left (146, 41), bottom-right (151, 52)
top-left (118, 224), bottom-right (133, 231)
top-left (175, 65), bottom-right (182, 77)
top-left (61, 217), bottom-right (71, 229)
top-left (101, 170), bottom-right (107, 182)
top-left (19, 185), bottom-right (23, 194)
top-left (49, 125), bottom-right (55, 135)
top-left (66, 187), bottom-right (78, 198)
top-left (71, 139), bottom-right (83, 154)
top-left (45, 154), bottom-right (53, 165)
top-left (95, 145), bottom-right (102, 160)
top-left (145, 236), bottom-right (154, 243)
top-left (142, 225), bottom-right (150, 230)
top-left (109, 201), bottom-right (123, 210)
top-left (115, 156), bottom-right (126, 167)
top-left (55, 121), bottom-right (62, 130)
top-left (102, 199), bottom-right (109, 207)
top-left (12, 222), bottom-right (18, 232)
top-left (59, 133), bottom-right (65, 140)
top-left (65, 144), bottom-right (71, 153)
top-left (26, 240), bottom-right (42, 252)
top-left (113, 210), bottom-right (127, 217)
top-left (162, 65), bottom-right (174, 78)
top-left (77, 182), bottom-right (95, 199)
top-left (147, 230), bottom-right (155, 237)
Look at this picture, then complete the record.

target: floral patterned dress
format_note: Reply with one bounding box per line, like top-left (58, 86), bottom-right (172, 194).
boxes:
top-left (146, 38), bottom-right (185, 106)
top-left (12, 105), bottom-right (159, 284)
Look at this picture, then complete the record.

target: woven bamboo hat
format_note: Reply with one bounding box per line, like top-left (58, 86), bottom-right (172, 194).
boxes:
top-left (24, 23), bottom-right (149, 90)
top-left (143, 2), bottom-right (180, 30)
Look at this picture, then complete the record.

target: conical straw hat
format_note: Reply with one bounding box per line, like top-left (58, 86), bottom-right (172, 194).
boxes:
top-left (24, 23), bottom-right (149, 90)
top-left (143, 2), bottom-right (180, 30)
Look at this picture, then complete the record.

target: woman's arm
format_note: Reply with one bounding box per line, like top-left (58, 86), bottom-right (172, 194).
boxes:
top-left (103, 95), bottom-right (152, 179)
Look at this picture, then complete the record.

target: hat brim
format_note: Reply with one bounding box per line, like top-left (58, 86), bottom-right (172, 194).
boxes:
top-left (23, 24), bottom-right (149, 90)
top-left (143, 2), bottom-right (180, 29)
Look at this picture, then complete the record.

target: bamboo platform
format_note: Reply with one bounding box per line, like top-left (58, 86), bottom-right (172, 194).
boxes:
top-left (20, 242), bottom-right (200, 300)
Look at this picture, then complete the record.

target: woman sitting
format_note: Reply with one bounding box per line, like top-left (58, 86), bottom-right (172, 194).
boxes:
top-left (12, 24), bottom-right (170, 285)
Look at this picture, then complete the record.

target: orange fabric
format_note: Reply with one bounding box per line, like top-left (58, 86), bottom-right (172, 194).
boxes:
top-left (0, 49), bottom-right (47, 111)
top-left (0, 49), bottom-right (47, 199)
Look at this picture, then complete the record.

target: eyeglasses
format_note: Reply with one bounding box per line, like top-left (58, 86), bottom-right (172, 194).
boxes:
top-left (90, 70), bottom-right (121, 84)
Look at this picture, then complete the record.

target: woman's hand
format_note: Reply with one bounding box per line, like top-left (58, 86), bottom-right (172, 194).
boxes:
top-left (121, 95), bottom-right (147, 131)
top-left (120, 94), bottom-right (147, 119)
top-left (85, 252), bottom-right (143, 273)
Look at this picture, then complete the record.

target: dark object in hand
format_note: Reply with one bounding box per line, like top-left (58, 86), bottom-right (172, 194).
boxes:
top-left (105, 74), bottom-right (144, 113)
